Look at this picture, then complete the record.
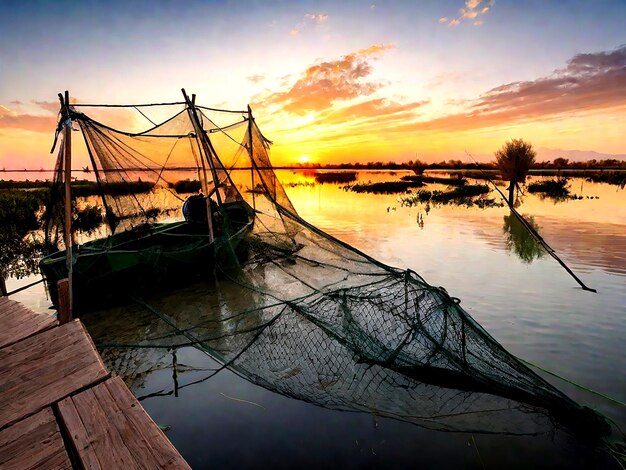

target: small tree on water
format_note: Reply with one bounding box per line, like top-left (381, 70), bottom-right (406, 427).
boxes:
top-left (495, 139), bottom-right (536, 205)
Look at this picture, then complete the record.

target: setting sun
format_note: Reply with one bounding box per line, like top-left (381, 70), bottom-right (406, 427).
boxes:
top-left (297, 154), bottom-right (311, 164)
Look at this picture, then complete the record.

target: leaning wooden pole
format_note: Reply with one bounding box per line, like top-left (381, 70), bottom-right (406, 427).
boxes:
top-left (247, 105), bottom-right (256, 211)
top-left (62, 90), bottom-right (73, 317)
top-left (181, 89), bottom-right (215, 242)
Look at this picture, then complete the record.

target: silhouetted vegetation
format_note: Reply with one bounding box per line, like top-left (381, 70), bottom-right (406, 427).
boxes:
top-left (0, 180), bottom-right (50, 190)
top-left (0, 179), bottom-right (155, 196)
top-left (72, 180), bottom-right (154, 197)
top-left (170, 179), bottom-right (202, 194)
top-left (401, 175), bottom-right (467, 186)
top-left (288, 156), bottom-right (625, 172)
top-left (347, 180), bottom-right (424, 194)
top-left (585, 171), bottom-right (626, 188)
top-left (73, 204), bottom-right (105, 234)
top-left (495, 139), bottom-right (536, 205)
top-left (314, 171), bottom-right (357, 184)
top-left (0, 191), bottom-right (46, 291)
top-left (401, 184), bottom-right (495, 207)
top-left (527, 179), bottom-right (572, 200)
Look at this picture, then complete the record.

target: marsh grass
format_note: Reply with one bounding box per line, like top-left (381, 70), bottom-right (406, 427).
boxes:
top-left (314, 171), bottom-right (357, 184)
top-left (347, 180), bottom-right (424, 194)
top-left (401, 174), bottom-right (467, 186)
top-left (527, 179), bottom-right (572, 199)
top-left (401, 184), bottom-right (500, 208)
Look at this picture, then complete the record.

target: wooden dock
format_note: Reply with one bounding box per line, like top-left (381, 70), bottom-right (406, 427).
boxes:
top-left (0, 296), bottom-right (190, 469)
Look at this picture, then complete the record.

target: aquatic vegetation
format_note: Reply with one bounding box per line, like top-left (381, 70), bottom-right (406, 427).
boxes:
top-left (0, 191), bottom-right (45, 287)
top-left (527, 179), bottom-right (572, 200)
top-left (585, 171), bottom-right (626, 188)
top-left (72, 180), bottom-right (155, 197)
top-left (170, 179), bottom-right (202, 194)
top-left (0, 179), bottom-right (50, 190)
top-left (401, 174), bottom-right (467, 186)
top-left (285, 181), bottom-right (316, 188)
top-left (401, 184), bottom-right (497, 207)
top-left (314, 171), bottom-right (357, 184)
top-left (347, 180), bottom-right (424, 194)
top-left (73, 204), bottom-right (105, 235)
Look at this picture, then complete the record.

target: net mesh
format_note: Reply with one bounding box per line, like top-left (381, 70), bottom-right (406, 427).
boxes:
top-left (43, 100), bottom-right (610, 439)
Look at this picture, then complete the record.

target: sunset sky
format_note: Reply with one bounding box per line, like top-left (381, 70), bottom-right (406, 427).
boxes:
top-left (1, 0), bottom-right (625, 168)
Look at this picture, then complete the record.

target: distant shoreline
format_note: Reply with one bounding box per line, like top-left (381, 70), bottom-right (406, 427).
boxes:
top-left (1, 161), bottom-right (625, 173)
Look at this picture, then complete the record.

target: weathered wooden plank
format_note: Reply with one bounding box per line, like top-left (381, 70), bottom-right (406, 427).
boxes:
top-left (0, 322), bottom-right (98, 395)
top-left (57, 397), bottom-right (102, 470)
top-left (74, 386), bottom-right (140, 469)
top-left (0, 320), bottom-right (108, 429)
top-left (0, 407), bottom-right (71, 470)
top-left (90, 382), bottom-right (159, 470)
top-left (104, 377), bottom-right (191, 469)
top-left (60, 377), bottom-right (191, 470)
top-left (0, 297), bottom-right (57, 348)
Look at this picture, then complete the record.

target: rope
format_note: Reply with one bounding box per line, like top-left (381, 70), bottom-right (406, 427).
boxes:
top-left (3, 279), bottom-right (44, 297)
top-left (133, 106), bottom-right (157, 126)
top-left (519, 358), bottom-right (626, 407)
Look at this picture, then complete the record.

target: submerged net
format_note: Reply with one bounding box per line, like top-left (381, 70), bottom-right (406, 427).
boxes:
top-left (45, 99), bottom-right (610, 439)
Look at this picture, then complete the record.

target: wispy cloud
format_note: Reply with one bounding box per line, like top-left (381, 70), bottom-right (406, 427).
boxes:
top-left (33, 100), bottom-right (60, 114)
top-left (246, 74), bottom-right (266, 84)
top-left (290, 12), bottom-right (329, 36)
top-left (395, 45), bottom-right (626, 133)
top-left (441, 0), bottom-right (494, 28)
top-left (0, 103), bottom-right (57, 133)
top-left (304, 13), bottom-right (328, 24)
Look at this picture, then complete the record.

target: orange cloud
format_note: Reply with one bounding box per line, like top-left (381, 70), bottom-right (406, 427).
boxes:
top-left (261, 43), bottom-right (395, 114)
top-left (442, 0), bottom-right (495, 27)
top-left (0, 105), bottom-right (57, 133)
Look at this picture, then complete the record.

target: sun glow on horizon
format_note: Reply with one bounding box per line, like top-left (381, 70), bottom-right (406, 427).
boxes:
top-left (297, 154), bottom-right (311, 164)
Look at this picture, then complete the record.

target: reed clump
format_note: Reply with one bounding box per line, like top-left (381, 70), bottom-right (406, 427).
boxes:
top-left (170, 179), bottom-right (202, 194)
top-left (347, 180), bottom-right (424, 194)
top-left (527, 179), bottom-right (572, 199)
top-left (314, 171), bottom-right (357, 184)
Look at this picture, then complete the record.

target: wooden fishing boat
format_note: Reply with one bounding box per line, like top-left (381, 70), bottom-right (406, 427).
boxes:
top-left (39, 90), bottom-right (261, 310)
top-left (40, 199), bottom-right (254, 307)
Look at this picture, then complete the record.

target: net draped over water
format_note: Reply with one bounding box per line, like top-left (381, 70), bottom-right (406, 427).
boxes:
top-left (45, 100), bottom-right (610, 438)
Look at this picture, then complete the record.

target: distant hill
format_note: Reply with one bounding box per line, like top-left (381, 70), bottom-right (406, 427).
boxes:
top-left (536, 148), bottom-right (626, 163)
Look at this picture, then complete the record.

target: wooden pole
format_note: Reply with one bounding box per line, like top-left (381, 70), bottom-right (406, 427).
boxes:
top-left (63, 90), bottom-right (73, 316)
top-left (247, 105), bottom-right (255, 210)
top-left (183, 90), bottom-right (215, 242)
top-left (57, 278), bottom-right (72, 324)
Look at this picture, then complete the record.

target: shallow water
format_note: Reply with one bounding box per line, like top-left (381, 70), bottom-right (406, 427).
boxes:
top-left (5, 170), bottom-right (625, 468)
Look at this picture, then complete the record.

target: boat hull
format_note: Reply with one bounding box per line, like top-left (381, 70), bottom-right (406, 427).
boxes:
top-left (40, 202), bottom-right (254, 310)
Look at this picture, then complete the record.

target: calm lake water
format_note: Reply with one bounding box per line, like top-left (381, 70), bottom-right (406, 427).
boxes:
top-left (6, 170), bottom-right (625, 469)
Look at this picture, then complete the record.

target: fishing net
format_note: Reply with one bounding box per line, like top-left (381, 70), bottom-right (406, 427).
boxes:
top-left (43, 99), bottom-right (610, 439)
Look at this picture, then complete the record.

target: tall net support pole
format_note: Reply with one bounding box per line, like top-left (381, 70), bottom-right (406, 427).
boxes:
top-left (62, 90), bottom-right (73, 316)
top-left (247, 105), bottom-right (255, 211)
top-left (182, 90), bottom-right (215, 242)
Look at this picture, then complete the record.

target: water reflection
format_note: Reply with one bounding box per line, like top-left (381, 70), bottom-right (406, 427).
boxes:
top-left (503, 213), bottom-right (545, 264)
top-left (86, 277), bottom-right (604, 441)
